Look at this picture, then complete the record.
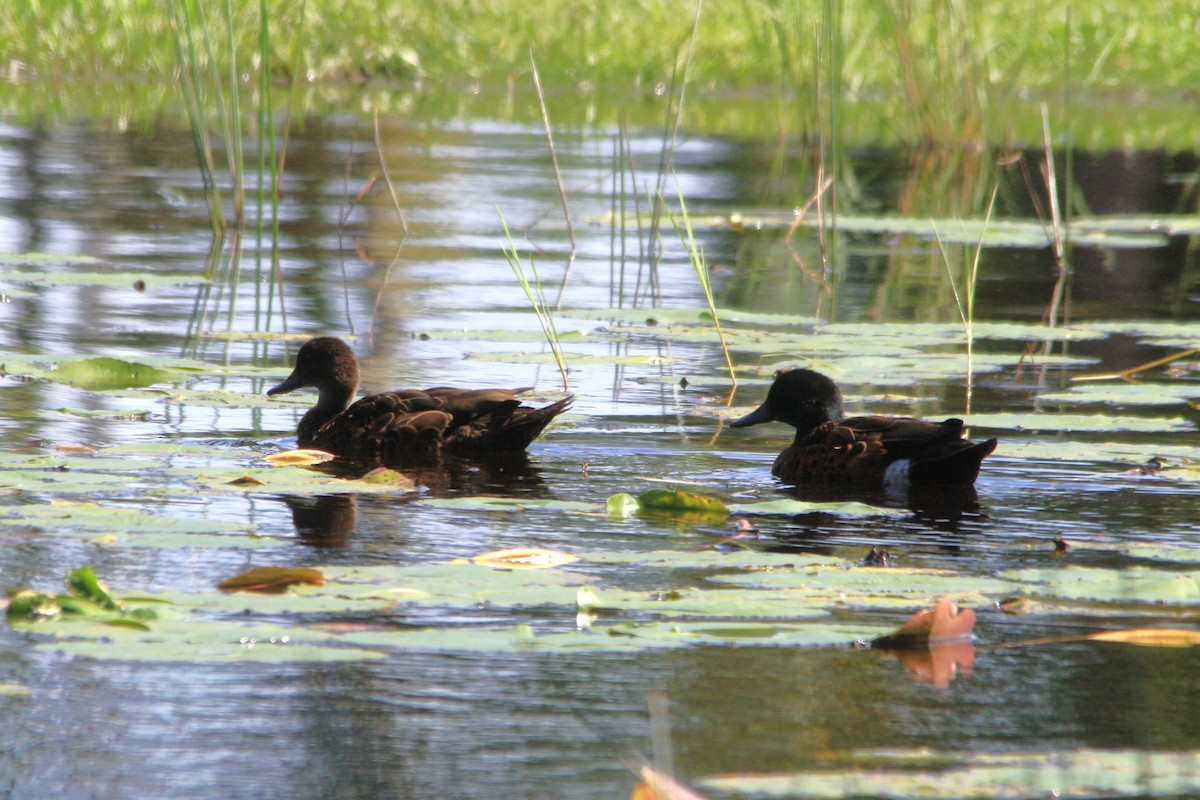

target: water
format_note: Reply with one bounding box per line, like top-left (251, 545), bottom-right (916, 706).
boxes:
top-left (2, 111), bottom-right (1200, 799)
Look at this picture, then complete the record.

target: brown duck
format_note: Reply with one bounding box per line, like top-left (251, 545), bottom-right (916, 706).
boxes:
top-left (266, 337), bottom-right (572, 464)
top-left (730, 368), bottom-right (996, 490)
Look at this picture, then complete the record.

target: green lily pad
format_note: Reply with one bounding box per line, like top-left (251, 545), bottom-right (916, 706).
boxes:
top-left (332, 619), bottom-right (887, 653)
top-left (415, 496), bottom-right (600, 513)
top-left (0, 500), bottom-right (280, 549)
top-left (966, 412), bottom-right (1194, 433)
top-left (587, 585), bottom-right (833, 619)
top-left (413, 328), bottom-right (596, 343)
top-left (46, 358), bottom-right (176, 390)
top-left (42, 621), bottom-right (385, 663)
top-left (996, 439), bottom-right (1200, 466)
top-left (728, 499), bottom-right (907, 517)
top-left (636, 488), bottom-right (729, 519)
top-left (1005, 566), bottom-right (1200, 605)
top-left (712, 563), bottom-right (1011, 609)
top-left (1039, 382), bottom-right (1199, 406)
top-left (557, 306), bottom-right (820, 327)
top-left (0, 252), bottom-right (100, 266)
top-left (698, 748), bottom-right (1200, 798)
top-left (466, 351), bottom-right (669, 366)
top-left (0, 270), bottom-right (206, 288)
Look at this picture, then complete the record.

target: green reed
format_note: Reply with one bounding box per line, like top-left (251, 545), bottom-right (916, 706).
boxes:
top-left (666, 185), bottom-right (736, 387)
top-left (499, 212), bottom-right (569, 391)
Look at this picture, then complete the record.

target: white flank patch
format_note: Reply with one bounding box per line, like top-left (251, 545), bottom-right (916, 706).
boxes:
top-left (883, 459), bottom-right (911, 491)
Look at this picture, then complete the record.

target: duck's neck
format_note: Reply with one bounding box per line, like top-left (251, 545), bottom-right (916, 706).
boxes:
top-left (297, 385), bottom-right (356, 446)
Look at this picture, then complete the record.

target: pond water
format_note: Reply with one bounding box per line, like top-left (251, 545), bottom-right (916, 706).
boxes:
top-left (1, 104), bottom-right (1200, 800)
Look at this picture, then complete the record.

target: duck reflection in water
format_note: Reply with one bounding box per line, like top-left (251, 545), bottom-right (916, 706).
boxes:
top-left (282, 453), bottom-right (552, 546)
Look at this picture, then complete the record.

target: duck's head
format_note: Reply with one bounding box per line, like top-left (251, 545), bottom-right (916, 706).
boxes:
top-left (729, 368), bottom-right (844, 432)
top-left (267, 336), bottom-right (360, 402)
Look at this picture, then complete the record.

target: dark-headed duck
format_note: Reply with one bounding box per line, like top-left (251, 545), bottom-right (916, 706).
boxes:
top-left (730, 368), bottom-right (995, 490)
top-left (267, 337), bottom-right (571, 464)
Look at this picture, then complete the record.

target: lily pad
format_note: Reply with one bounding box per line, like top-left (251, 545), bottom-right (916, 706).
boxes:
top-left (0, 270), bottom-right (207, 288)
top-left (728, 499), bottom-right (907, 517)
top-left (712, 563), bottom-right (1011, 610)
top-left (699, 748), bottom-right (1200, 798)
top-left (967, 412), bottom-right (1194, 433)
top-left (46, 358), bottom-right (176, 390)
top-left (1038, 382), bottom-right (1199, 406)
top-left (1005, 566), bottom-right (1200, 605)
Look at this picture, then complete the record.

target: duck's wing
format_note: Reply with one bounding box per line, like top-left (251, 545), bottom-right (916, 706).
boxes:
top-left (426, 388), bottom-right (572, 453)
top-left (798, 415), bottom-right (943, 450)
top-left (310, 392), bottom-right (453, 461)
top-left (836, 415), bottom-right (996, 485)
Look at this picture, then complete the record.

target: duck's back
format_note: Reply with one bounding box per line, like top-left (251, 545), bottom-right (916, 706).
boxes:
top-left (775, 416), bottom-right (995, 488)
top-left (304, 387), bottom-right (571, 464)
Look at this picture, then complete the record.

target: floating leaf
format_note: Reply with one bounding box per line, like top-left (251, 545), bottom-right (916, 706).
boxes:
top-left (263, 449), bottom-right (338, 466)
top-left (699, 748), bottom-right (1200, 798)
top-left (1005, 566), bottom-right (1200, 605)
top-left (0, 683), bottom-right (32, 697)
top-left (55, 443), bottom-right (97, 455)
top-left (967, 412), bottom-right (1194, 433)
top-left (103, 617), bottom-right (153, 632)
top-left (471, 548), bottom-right (580, 569)
top-left (46, 357), bottom-right (175, 390)
top-left (66, 566), bottom-right (121, 610)
top-left (636, 489), bottom-right (729, 520)
top-left (872, 598), bottom-right (976, 649)
top-left (1038, 382), bottom-right (1199, 407)
top-left (360, 467), bottom-right (418, 489)
top-left (226, 475), bottom-right (266, 486)
top-left (417, 496), bottom-right (598, 513)
top-left (217, 567), bottom-right (326, 594)
top-left (6, 591), bottom-right (62, 622)
top-left (606, 492), bottom-right (640, 517)
top-left (631, 765), bottom-right (709, 800)
top-left (728, 499), bottom-right (906, 517)
top-left (0, 269), bottom-right (202, 288)
top-left (1088, 628), bottom-right (1200, 648)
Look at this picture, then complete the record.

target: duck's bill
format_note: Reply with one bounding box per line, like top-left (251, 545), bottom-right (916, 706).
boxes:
top-left (266, 373), bottom-right (302, 396)
top-left (729, 403), bottom-right (775, 428)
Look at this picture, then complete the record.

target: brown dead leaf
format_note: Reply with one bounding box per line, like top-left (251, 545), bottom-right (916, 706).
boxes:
top-left (217, 567), bottom-right (326, 594)
top-left (226, 475), bottom-right (266, 486)
top-left (263, 449), bottom-right (337, 466)
top-left (872, 597), bottom-right (976, 649)
top-left (56, 443), bottom-right (97, 455)
top-left (472, 547), bottom-right (580, 569)
top-left (360, 467), bottom-right (417, 489)
top-left (630, 765), bottom-right (710, 800)
top-left (1088, 628), bottom-right (1200, 648)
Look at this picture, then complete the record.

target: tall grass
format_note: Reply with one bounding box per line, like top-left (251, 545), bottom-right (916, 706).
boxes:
top-left (168, 0), bottom-right (297, 345)
top-left (499, 211), bottom-right (569, 391)
top-left (666, 185), bottom-right (737, 387)
top-left (936, 184), bottom-right (997, 411)
top-left (13, 2), bottom-right (1200, 101)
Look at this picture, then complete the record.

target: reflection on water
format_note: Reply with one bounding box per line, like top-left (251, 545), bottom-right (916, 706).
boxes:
top-left (1, 114), bottom-right (1200, 798)
top-left (285, 494), bottom-right (359, 546)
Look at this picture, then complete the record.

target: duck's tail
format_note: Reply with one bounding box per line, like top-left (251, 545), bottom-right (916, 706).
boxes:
top-left (910, 436), bottom-right (997, 487)
top-left (486, 395), bottom-right (574, 452)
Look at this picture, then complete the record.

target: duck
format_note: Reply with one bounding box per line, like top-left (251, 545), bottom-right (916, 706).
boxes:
top-left (266, 337), bottom-right (572, 464)
top-left (729, 368), bottom-right (996, 490)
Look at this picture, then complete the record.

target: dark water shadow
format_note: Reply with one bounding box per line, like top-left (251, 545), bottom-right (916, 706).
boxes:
top-left (753, 482), bottom-right (989, 557)
top-left (282, 453), bottom-right (552, 545)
